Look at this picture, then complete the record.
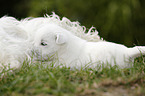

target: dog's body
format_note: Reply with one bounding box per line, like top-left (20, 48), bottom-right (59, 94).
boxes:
top-left (0, 13), bottom-right (145, 70)
top-left (34, 23), bottom-right (145, 69)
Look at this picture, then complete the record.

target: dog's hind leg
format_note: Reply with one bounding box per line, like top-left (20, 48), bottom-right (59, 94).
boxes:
top-left (127, 46), bottom-right (145, 58)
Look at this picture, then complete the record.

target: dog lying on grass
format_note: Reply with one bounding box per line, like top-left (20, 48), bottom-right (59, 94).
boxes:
top-left (33, 23), bottom-right (145, 69)
top-left (0, 13), bottom-right (145, 70)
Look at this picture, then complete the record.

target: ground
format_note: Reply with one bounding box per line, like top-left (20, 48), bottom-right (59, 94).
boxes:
top-left (0, 57), bottom-right (145, 96)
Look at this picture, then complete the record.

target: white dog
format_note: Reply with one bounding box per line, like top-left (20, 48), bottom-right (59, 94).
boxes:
top-left (0, 13), bottom-right (145, 70)
top-left (33, 23), bottom-right (145, 69)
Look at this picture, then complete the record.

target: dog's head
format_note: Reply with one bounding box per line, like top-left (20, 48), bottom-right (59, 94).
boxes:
top-left (33, 23), bottom-right (68, 60)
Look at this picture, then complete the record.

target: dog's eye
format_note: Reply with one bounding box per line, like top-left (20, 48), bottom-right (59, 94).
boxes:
top-left (41, 42), bottom-right (47, 46)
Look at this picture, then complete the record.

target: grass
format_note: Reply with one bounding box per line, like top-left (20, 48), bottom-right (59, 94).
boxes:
top-left (0, 57), bottom-right (145, 96)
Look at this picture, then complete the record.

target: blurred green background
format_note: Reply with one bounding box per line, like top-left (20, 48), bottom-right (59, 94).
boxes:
top-left (0, 0), bottom-right (145, 47)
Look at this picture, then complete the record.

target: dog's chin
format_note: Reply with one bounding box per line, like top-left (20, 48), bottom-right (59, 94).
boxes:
top-left (34, 57), bottom-right (50, 62)
top-left (35, 54), bottom-right (55, 62)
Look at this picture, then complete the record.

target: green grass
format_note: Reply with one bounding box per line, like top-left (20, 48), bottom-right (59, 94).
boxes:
top-left (0, 58), bottom-right (145, 96)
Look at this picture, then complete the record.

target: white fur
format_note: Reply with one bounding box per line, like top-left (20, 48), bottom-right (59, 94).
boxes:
top-left (0, 13), bottom-right (145, 71)
top-left (0, 17), bottom-right (32, 70)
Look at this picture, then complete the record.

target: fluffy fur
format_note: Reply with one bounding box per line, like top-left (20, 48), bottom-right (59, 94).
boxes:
top-left (0, 13), bottom-right (145, 70)
top-left (20, 12), bottom-right (102, 42)
top-left (0, 17), bottom-right (30, 70)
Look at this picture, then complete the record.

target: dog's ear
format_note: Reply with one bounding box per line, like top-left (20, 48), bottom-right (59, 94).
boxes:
top-left (55, 33), bottom-right (67, 44)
